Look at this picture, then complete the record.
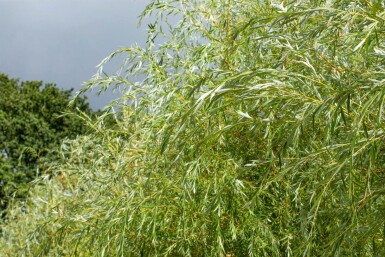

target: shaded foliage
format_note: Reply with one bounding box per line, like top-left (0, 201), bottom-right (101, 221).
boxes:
top-left (0, 73), bottom-right (96, 211)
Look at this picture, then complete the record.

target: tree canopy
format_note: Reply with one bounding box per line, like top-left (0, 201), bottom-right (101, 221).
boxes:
top-left (0, 73), bottom-right (95, 211)
top-left (1, 0), bottom-right (385, 256)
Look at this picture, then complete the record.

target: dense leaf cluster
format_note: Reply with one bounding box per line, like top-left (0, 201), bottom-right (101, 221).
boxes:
top-left (1, 0), bottom-right (385, 256)
top-left (0, 73), bottom-right (95, 211)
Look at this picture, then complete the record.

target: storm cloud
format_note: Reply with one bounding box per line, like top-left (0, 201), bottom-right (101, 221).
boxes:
top-left (0, 0), bottom-right (151, 110)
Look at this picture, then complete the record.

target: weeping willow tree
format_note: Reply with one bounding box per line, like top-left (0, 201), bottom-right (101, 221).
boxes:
top-left (1, 0), bottom-right (385, 256)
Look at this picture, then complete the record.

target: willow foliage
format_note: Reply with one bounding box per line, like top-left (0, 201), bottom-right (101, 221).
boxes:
top-left (1, 0), bottom-right (385, 256)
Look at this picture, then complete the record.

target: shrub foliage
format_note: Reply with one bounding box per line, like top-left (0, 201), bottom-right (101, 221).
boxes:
top-left (1, 0), bottom-right (385, 256)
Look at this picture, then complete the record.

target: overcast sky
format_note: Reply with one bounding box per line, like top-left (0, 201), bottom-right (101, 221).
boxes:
top-left (0, 0), bottom-right (151, 110)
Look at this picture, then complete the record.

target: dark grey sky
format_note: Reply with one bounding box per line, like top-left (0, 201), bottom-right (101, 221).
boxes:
top-left (0, 0), bottom-right (151, 110)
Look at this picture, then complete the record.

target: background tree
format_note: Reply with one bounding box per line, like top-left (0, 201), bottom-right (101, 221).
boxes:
top-left (0, 73), bottom-right (96, 212)
top-left (1, 0), bottom-right (385, 256)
